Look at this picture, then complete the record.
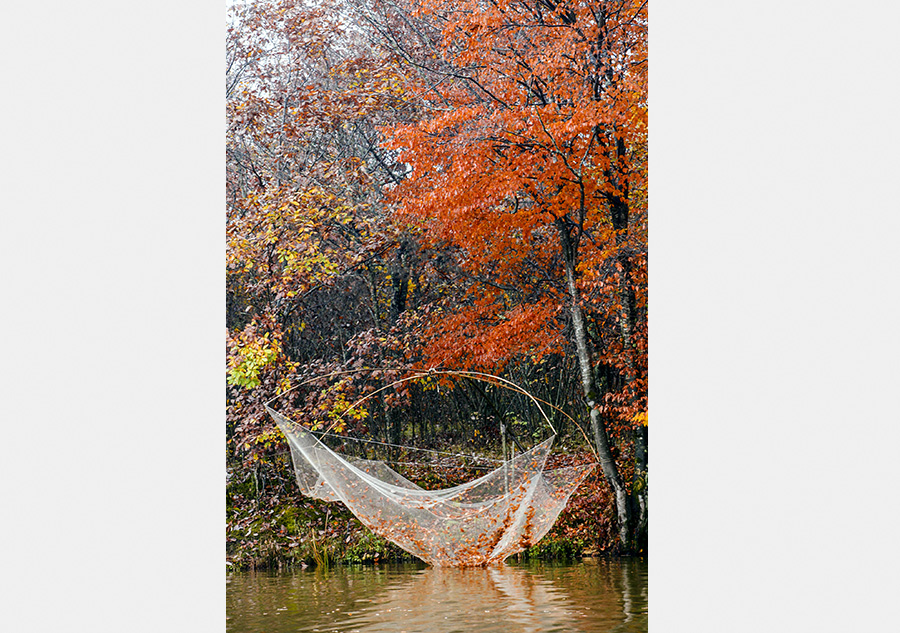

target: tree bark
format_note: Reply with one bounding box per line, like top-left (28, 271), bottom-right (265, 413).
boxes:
top-left (608, 135), bottom-right (648, 551)
top-left (556, 218), bottom-right (631, 549)
top-left (389, 237), bottom-right (410, 324)
top-left (632, 424), bottom-right (648, 550)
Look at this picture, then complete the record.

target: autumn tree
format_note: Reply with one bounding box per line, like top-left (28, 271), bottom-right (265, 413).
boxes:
top-left (225, 0), bottom-right (647, 556)
top-left (226, 0), bottom-right (423, 463)
top-left (371, 0), bottom-right (648, 550)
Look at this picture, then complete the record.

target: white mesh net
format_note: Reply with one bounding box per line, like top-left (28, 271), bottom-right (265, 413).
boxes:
top-left (267, 405), bottom-right (595, 567)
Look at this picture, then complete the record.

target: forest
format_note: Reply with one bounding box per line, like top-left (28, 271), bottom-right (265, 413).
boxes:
top-left (225, 0), bottom-right (647, 569)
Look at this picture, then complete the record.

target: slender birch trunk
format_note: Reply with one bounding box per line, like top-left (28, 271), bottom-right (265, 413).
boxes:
top-left (557, 219), bottom-right (631, 548)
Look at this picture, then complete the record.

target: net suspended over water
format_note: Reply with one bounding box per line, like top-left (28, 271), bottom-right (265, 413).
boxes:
top-left (267, 405), bottom-right (595, 567)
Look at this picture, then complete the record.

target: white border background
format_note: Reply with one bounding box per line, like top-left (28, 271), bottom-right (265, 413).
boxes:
top-left (651, 2), bottom-right (900, 630)
top-left (3, 1), bottom-right (898, 631)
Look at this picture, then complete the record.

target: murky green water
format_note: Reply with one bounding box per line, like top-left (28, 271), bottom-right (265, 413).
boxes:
top-left (226, 558), bottom-right (647, 632)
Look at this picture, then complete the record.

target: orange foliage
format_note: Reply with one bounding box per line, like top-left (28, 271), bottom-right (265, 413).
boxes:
top-left (383, 0), bottom-right (648, 428)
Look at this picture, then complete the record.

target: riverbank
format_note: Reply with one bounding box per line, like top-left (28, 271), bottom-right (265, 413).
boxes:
top-left (226, 458), bottom-right (624, 571)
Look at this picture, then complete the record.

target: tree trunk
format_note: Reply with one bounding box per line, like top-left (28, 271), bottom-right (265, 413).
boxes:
top-left (557, 219), bottom-right (632, 549)
top-left (632, 424), bottom-right (648, 551)
top-left (389, 238), bottom-right (410, 325)
top-left (608, 137), bottom-right (648, 552)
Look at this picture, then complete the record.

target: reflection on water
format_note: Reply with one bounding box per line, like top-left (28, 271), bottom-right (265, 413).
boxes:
top-left (226, 559), bottom-right (647, 632)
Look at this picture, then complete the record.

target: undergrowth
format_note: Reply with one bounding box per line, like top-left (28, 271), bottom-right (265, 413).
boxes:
top-left (226, 449), bottom-right (622, 571)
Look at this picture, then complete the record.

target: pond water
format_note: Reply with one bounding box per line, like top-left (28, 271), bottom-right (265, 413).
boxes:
top-left (226, 558), bottom-right (647, 632)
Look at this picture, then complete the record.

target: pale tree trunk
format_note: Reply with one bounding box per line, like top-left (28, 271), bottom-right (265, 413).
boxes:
top-left (557, 219), bottom-right (631, 549)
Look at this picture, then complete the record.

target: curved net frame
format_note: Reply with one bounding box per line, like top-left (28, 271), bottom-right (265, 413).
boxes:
top-left (266, 371), bottom-right (595, 567)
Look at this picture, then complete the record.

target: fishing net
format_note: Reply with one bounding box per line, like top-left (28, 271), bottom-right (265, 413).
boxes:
top-left (267, 405), bottom-right (595, 567)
